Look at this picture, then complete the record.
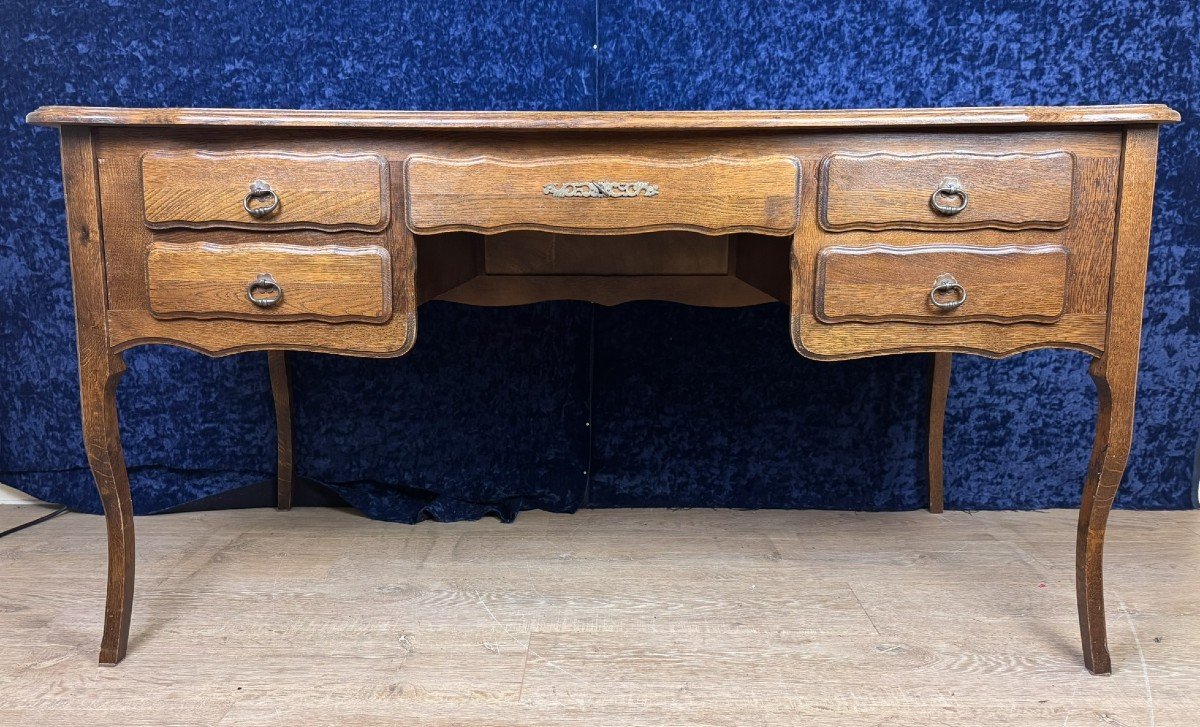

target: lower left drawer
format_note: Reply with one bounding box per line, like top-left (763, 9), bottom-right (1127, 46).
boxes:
top-left (146, 241), bottom-right (393, 323)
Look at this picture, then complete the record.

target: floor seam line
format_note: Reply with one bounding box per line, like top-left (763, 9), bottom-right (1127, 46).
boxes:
top-left (847, 582), bottom-right (882, 637)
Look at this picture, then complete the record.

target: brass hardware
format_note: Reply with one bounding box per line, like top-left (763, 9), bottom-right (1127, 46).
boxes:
top-left (929, 273), bottom-right (967, 310)
top-left (930, 177), bottom-right (968, 215)
top-left (243, 180), bottom-right (280, 218)
top-left (246, 273), bottom-right (284, 308)
top-left (542, 181), bottom-right (660, 198)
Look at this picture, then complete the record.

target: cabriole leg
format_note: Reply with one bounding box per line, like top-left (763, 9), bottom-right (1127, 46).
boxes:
top-left (1074, 125), bottom-right (1160, 674)
top-left (80, 351), bottom-right (134, 666)
top-left (1076, 354), bottom-right (1136, 675)
top-left (60, 125), bottom-right (135, 665)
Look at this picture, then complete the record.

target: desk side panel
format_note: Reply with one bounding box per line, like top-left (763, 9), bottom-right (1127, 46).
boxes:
top-left (790, 128), bottom-right (1121, 359)
top-left (95, 128), bottom-right (416, 357)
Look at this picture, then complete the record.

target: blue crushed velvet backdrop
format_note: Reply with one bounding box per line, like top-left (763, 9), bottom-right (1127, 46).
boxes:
top-left (1, 1), bottom-right (1196, 521)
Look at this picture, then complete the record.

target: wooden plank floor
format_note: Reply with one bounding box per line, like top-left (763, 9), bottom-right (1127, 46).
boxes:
top-left (1, 504), bottom-right (1198, 726)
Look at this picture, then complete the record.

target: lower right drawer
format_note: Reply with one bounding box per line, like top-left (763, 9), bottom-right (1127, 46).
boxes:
top-left (815, 244), bottom-right (1068, 324)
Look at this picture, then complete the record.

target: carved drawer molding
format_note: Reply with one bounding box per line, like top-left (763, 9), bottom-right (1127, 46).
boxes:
top-left (819, 151), bottom-right (1075, 232)
top-left (146, 241), bottom-right (393, 323)
top-left (404, 154), bottom-right (801, 235)
top-left (141, 151), bottom-right (391, 232)
top-left (815, 244), bottom-right (1068, 324)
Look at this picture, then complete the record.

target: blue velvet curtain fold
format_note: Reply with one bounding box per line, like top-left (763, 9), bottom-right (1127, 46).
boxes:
top-left (1, 0), bottom-right (1197, 520)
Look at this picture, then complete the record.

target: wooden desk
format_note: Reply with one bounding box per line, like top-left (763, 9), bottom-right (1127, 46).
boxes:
top-left (27, 104), bottom-right (1180, 672)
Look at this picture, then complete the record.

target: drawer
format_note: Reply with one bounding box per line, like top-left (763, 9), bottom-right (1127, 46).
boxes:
top-left (815, 244), bottom-right (1068, 324)
top-left (819, 151), bottom-right (1074, 232)
top-left (404, 155), bottom-right (801, 235)
top-left (146, 242), bottom-right (393, 323)
top-left (141, 151), bottom-right (390, 231)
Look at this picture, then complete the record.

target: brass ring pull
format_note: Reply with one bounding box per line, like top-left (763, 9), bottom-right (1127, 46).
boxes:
top-left (243, 180), bottom-right (280, 219)
top-left (246, 273), bottom-right (284, 308)
top-left (929, 273), bottom-right (967, 311)
top-left (930, 177), bottom-right (968, 215)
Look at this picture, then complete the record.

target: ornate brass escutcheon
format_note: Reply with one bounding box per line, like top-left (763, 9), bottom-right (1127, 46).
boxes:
top-left (542, 181), bottom-right (660, 198)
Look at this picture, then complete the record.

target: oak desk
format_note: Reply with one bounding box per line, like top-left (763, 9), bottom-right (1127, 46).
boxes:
top-left (27, 104), bottom-right (1180, 672)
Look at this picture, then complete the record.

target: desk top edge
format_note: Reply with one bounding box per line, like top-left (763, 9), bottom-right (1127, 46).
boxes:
top-left (26, 104), bottom-right (1181, 130)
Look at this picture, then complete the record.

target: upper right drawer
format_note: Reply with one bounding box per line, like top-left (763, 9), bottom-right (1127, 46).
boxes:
top-left (819, 151), bottom-right (1075, 232)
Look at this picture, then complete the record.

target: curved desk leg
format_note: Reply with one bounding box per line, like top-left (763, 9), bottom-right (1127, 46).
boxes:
top-left (82, 353), bottom-right (135, 666)
top-left (61, 126), bottom-right (135, 665)
top-left (1076, 125), bottom-right (1159, 675)
top-left (927, 353), bottom-right (952, 513)
top-left (1077, 355), bottom-right (1135, 675)
top-left (269, 351), bottom-right (295, 511)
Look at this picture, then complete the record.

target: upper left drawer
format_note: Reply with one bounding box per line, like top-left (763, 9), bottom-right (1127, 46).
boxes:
top-left (140, 151), bottom-right (390, 232)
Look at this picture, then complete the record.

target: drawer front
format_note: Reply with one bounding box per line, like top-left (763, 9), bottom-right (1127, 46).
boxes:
top-left (819, 151), bottom-right (1074, 232)
top-left (815, 244), bottom-right (1068, 324)
top-left (405, 155), bottom-right (801, 235)
top-left (147, 242), bottom-right (393, 323)
top-left (141, 151), bottom-right (390, 231)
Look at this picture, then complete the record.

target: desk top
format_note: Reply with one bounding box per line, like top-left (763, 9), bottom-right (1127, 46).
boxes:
top-left (27, 104), bottom-right (1180, 130)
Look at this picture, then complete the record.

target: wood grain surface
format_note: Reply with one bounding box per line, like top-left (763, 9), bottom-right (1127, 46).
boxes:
top-left (28, 103), bottom-right (1181, 128)
top-left (1075, 126), bottom-right (1163, 675)
top-left (815, 244), bottom-right (1068, 324)
top-left (1, 505), bottom-right (1197, 726)
top-left (791, 128), bottom-right (1127, 359)
top-left (819, 151), bottom-right (1074, 231)
top-left (141, 150), bottom-right (389, 231)
top-left (481, 231), bottom-right (732, 276)
top-left (58, 127), bottom-right (135, 666)
top-left (405, 155), bottom-right (801, 235)
top-left (146, 242), bottom-right (393, 323)
top-left (98, 130), bottom-right (421, 357)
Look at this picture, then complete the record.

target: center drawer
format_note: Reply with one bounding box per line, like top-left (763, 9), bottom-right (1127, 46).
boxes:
top-left (146, 241), bottom-right (393, 323)
top-left (404, 154), bottom-right (801, 235)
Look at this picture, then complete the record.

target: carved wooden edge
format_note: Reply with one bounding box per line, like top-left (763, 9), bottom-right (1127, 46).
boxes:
top-left (817, 151), bottom-right (1076, 232)
top-left (140, 150), bottom-right (391, 233)
top-left (107, 327), bottom-right (418, 359)
top-left (1075, 126), bottom-right (1162, 676)
top-left (409, 221), bottom-right (796, 237)
top-left (268, 351), bottom-right (294, 511)
top-left (27, 104), bottom-right (1182, 129)
top-left (145, 241), bottom-right (394, 324)
top-left (792, 337), bottom-right (1105, 361)
top-left (927, 353), bottom-right (952, 513)
top-left (812, 244), bottom-right (1069, 324)
top-left (403, 154), bottom-right (802, 236)
top-left (790, 318), bottom-right (1107, 361)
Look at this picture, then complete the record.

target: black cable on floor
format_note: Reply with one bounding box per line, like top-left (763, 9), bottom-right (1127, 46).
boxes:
top-left (0, 506), bottom-right (69, 539)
